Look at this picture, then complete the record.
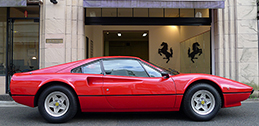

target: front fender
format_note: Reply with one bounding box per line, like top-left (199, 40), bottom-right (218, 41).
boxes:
top-left (173, 74), bottom-right (222, 94)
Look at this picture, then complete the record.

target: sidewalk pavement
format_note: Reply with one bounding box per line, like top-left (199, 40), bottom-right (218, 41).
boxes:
top-left (0, 94), bottom-right (13, 101)
top-left (1, 90), bottom-right (259, 101)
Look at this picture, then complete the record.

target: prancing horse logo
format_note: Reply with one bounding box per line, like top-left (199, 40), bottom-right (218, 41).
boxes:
top-left (188, 42), bottom-right (202, 63)
top-left (158, 42), bottom-right (173, 63)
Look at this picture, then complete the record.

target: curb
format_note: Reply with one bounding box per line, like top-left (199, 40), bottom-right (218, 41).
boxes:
top-left (0, 94), bottom-right (13, 101)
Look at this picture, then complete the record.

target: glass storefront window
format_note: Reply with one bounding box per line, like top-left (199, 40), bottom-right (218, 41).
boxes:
top-left (86, 8), bottom-right (101, 17)
top-left (118, 8), bottom-right (132, 17)
top-left (165, 9), bottom-right (179, 17)
top-left (86, 8), bottom-right (210, 18)
top-left (149, 8), bottom-right (163, 17)
top-left (102, 8), bottom-right (117, 17)
top-left (180, 9), bottom-right (194, 17)
top-left (195, 9), bottom-right (209, 18)
top-left (134, 8), bottom-right (148, 17)
top-left (0, 8), bottom-right (6, 75)
top-left (10, 6), bottom-right (39, 18)
top-left (12, 19), bottom-right (39, 72)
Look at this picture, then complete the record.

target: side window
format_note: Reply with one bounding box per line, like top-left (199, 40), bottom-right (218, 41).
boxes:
top-left (141, 63), bottom-right (162, 77)
top-left (81, 61), bottom-right (102, 74)
top-left (103, 59), bottom-right (149, 77)
top-left (72, 61), bottom-right (102, 74)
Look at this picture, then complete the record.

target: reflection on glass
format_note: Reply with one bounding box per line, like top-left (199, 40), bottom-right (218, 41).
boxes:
top-left (86, 8), bottom-right (101, 17)
top-left (85, 8), bottom-right (209, 18)
top-left (165, 9), bottom-right (179, 17)
top-left (102, 8), bottom-right (117, 17)
top-left (10, 7), bottom-right (39, 18)
top-left (118, 8), bottom-right (132, 17)
top-left (134, 8), bottom-right (148, 17)
top-left (149, 8), bottom-right (163, 17)
top-left (180, 9), bottom-right (194, 17)
top-left (141, 63), bottom-right (162, 77)
top-left (81, 61), bottom-right (102, 74)
top-left (12, 19), bottom-right (39, 73)
top-left (195, 9), bottom-right (209, 18)
top-left (103, 59), bottom-right (148, 77)
top-left (0, 8), bottom-right (7, 75)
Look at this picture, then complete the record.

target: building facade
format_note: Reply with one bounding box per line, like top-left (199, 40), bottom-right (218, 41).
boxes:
top-left (0, 0), bottom-right (258, 94)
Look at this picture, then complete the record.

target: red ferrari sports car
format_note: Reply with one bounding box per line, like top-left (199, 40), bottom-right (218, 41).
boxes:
top-left (10, 56), bottom-right (253, 123)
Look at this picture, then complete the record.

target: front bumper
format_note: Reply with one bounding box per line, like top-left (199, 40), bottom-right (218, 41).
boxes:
top-left (251, 89), bottom-right (254, 95)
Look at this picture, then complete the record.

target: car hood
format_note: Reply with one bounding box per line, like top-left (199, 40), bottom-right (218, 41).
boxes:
top-left (172, 73), bottom-right (253, 93)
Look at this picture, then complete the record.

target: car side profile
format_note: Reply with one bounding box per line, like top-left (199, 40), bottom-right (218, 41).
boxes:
top-left (9, 56), bottom-right (253, 123)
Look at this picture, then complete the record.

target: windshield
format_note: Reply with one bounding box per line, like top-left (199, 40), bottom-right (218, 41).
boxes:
top-left (144, 60), bottom-right (180, 75)
top-left (159, 67), bottom-right (180, 75)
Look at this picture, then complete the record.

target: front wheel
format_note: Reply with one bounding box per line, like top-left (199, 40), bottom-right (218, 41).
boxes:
top-left (182, 83), bottom-right (221, 121)
top-left (38, 85), bottom-right (78, 123)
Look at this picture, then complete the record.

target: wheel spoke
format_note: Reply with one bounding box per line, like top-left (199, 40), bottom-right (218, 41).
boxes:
top-left (53, 107), bottom-right (60, 113)
top-left (52, 95), bottom-right (59, 101)
top-left (202, 105), bottom-right (209, 111)
top-left (59, 96), bottom-right (66, 103)
top-left (206, 99), bottom-right (212, 105)
top-left (60, 104), bottom-right (67, 110)
top-left (195, 104), bottom-right (202, 110)
top-left (201, 93), bottom-right (206, 99)
top-left (48, 101), bottom-right (56, 108)
top-left (193, 97), bottom-right (199, 103)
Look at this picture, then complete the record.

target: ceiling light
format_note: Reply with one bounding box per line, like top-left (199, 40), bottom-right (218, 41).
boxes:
top-left (142, 33), bottom-right (147, 37)
top-left (118, 32), bottom-right (121, 37)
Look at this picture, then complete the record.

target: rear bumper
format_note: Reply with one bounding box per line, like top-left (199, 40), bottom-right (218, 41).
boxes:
top-left (11, 95), bottom-right (35, 107)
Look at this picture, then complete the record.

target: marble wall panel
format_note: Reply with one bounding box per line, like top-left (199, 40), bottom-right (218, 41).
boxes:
top-left (45, 47), bottom-right (65, 63)
top-left (236, 5), bottom-right (257, 20)
top-left (239, 63), bottom-right (258, 84)
top-left (45, 19), bottom-right (65, 34)
top-left (237, 20), bottom-right (257, 34)
top-left (237, 33), bottom-right (258, 48)
top-left (237, 0), bottom-right (256, 6)
top-left (238, 48), bottom-right (258, 63)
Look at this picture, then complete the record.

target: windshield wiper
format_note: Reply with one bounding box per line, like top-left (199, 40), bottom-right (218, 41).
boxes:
top-left (168, 68), bottom-right (180, 75)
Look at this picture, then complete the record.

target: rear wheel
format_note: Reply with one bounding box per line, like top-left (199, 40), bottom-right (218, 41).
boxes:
top-left (38, 85), bottom-right (78, 123)
top-left (182, 83), bottom-right (221, 121)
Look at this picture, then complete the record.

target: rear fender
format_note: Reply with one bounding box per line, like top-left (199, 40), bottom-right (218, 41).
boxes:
top-left (34, 79), bottom-right (77, 107)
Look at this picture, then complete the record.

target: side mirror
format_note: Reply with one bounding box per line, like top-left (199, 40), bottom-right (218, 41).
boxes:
top-left (161, 71), bottom-right (169, 79)
top-left (105, 70), bottom-right (112, 74)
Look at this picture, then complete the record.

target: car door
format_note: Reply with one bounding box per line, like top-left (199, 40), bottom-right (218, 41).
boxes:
top-left (71, 60), bottom-right (113, 110)
top-left (102, 59), bottom-right (176, 110)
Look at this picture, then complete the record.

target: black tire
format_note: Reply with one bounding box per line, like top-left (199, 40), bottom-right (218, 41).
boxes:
top-left (38, 85), bottom-right (78, 123)
top-left (182, 83), bottom-right (221, 121)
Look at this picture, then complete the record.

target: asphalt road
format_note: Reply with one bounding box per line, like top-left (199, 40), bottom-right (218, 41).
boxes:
top-left (0, 100), bottom-right (259, 126)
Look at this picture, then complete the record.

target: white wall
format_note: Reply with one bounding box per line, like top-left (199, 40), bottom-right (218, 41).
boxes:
top-left (85, 25), bottom-right (210, 72)
top-left (0, 76), bottom-right (5, 94)
top-left (212, 0), bottom-right (258, 87)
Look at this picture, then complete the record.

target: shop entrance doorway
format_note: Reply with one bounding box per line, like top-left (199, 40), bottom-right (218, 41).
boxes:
top-left (103, 31), bottom-right (149, 61)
